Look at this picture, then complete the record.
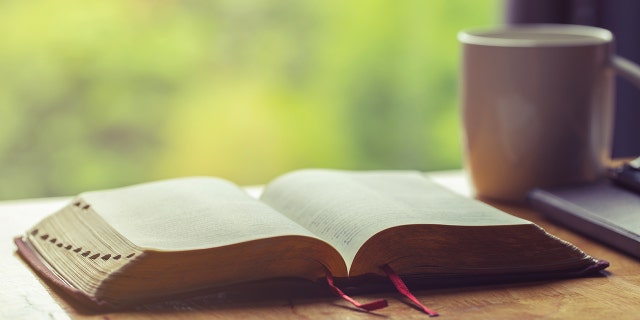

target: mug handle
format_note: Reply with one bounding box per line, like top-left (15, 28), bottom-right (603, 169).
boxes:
top-left (611, 56), bottom-right (640, 87)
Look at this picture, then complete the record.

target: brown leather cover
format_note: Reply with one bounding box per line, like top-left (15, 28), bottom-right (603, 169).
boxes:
top-left (15, 235), bottom-right (611, 311)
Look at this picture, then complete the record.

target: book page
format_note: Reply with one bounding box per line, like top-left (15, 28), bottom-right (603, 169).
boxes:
top-left (80, 177), bottom-right (320, 251)
top-left (260, 169), bottom-right (532, 269)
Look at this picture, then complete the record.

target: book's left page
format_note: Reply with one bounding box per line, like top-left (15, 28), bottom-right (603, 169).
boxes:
top-left (80, 177), bottom-right (319, 250)
top-left (20, 177), bottom-right (346, 307)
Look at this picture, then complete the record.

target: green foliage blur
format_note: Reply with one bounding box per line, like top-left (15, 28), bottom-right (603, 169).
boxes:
top-left (0, 0), bottom-right (499, 200)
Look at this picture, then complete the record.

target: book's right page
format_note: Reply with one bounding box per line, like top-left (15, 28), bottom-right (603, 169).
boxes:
top-left (260, 169), bottom-right (598, 278)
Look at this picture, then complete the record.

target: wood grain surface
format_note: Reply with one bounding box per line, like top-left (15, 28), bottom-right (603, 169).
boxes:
top-left (2, 172), bottom-right (639, 319)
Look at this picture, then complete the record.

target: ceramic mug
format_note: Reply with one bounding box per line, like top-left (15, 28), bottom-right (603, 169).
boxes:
top-left (458, 24), bottom-right (640, 202)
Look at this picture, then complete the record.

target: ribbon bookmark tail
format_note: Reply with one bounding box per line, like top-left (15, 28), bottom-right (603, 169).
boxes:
top-left (381, 264), bottom-right (439, 317)
top-left (325, 270), bottom-right (388, 312)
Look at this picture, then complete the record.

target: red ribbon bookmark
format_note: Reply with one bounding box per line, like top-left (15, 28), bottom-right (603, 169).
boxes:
top-left (381, 264), bottom-right (439, 317)
top-left (325, 270), bottom-right (388, 312)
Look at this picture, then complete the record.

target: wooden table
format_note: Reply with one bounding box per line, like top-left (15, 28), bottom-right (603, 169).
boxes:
top-left (2, 172), bottom-right (639, 319)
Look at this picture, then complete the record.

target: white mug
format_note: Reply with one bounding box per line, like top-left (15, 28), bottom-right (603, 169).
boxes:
top-left (459, 24), bottom-right (640, 202)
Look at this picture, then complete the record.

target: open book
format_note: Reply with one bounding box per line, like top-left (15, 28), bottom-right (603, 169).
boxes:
top-left (15, 169), bottom-right (608, 309)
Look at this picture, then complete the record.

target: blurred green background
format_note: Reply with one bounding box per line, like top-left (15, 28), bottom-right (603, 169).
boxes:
top-left (0, 0), bottom-right (499, 200)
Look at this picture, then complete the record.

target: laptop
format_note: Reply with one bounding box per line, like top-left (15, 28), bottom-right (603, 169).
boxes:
top-left (529, 160), bottom-right (640, 259)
